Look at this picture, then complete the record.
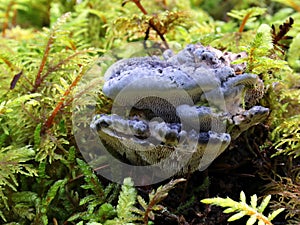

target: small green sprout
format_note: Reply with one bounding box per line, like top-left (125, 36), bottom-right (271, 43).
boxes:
top-left (201, 191), bottom-right (285, 225)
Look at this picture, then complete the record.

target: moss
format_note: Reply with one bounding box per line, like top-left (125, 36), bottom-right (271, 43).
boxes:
top-left (0, 0), bottom-right (299, 224)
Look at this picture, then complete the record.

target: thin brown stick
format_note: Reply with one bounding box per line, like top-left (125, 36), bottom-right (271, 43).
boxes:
top-left (287, 0), bottom-right (300, 12)
top-left (32, 13), bottom-right (71, 92)
top-left (40, 50), bottom-right (91, 82)
top-left (12, 8), bottom-right (17, 26)
top-left (32, 47), bottom-right (91, 93)
top-left (64, 77), bottom-right (105, 108)
top-left (143, 27), bottom-right (150, 49)
top-left (149, 18), bottom-right (169, 49)
top-left (239, 12), bottom-right (252, 33)
top-left (2, 1), bottom-right (15, 37)
top-left (131, 0), bottom-right (148, 15)
top-left (0, 55), bottom-right (14, 71)
top-left (130, 0), bottom-right (169, 49)
top-left (68, 165), bottom-right (110, 183)
top-left (31, 35), bottom-right (54, 93)
top-left (42, 67), bottom-right (86, 135)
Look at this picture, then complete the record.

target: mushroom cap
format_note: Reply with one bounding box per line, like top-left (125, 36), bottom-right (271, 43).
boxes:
top-left (102, 56), bottom-right (221, 103)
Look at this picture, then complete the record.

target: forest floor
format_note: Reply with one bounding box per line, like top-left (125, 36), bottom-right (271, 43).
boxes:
top-left (130, 124), bottom-right (290, 225)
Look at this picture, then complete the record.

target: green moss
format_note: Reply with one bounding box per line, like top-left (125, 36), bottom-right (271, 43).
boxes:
top-left (0, 0), bottom-right (299, 224)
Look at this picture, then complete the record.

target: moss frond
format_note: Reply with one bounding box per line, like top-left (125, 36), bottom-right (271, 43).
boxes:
top-left (201, 191), bottom-right (285, 225)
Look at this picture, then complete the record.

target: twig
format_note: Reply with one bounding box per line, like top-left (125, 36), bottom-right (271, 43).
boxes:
top-left (68, 165), bottom-right (110, 183)
top-left (287, 0), bottom-right (300, 12)
top-left (2, 1), bottom-right (15, 37)
top-left (31, 34), bottom-right (54, 93)
top-left (41, 67), bottom-right (86, 135)
top-left (239, 12), bottom-right (252, 33)
top-left (133, 0), bottom-right (148, 14)
top-left (149, 17), bottom-right (169, 49)
top-left (31, 13), bottom-right (71, 93)
top-left (0, 55), bottom-right (14, 71)
top-left (124, 0), bottom-right (169, 49)
top-left (40, 49), bottom-right (91, 82)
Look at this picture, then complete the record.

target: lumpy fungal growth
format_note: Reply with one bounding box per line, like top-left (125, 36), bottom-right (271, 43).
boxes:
top-left (91, 43), bottom-right (269, 175)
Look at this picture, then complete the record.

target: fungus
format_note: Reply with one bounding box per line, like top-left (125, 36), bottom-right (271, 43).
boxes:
top-left (91, 44), bottom-right (269, 175)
